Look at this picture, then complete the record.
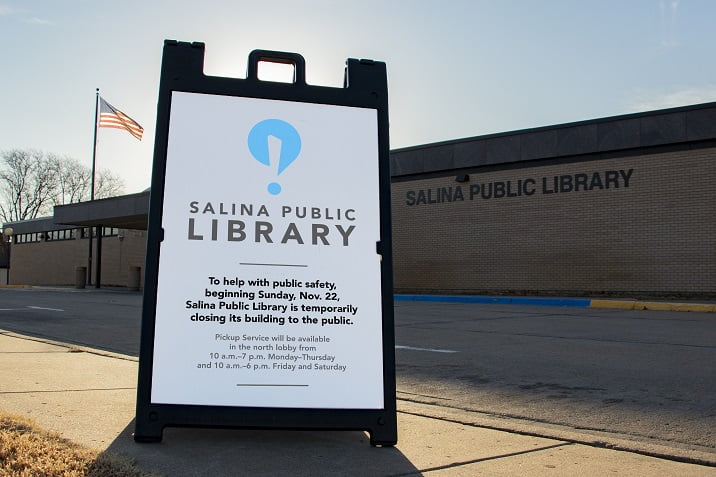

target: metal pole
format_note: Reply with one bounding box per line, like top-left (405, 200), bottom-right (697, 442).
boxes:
top-left (95, 225), bottom-right (102, 288)
top-left (5, 238), bottom-right (10, 285)
top-left (91, 89), bottom-right (99, 202)
top-left (88, 89), bottom-right (99, 285)
top-left (2, 228), bottom-right (13, 285)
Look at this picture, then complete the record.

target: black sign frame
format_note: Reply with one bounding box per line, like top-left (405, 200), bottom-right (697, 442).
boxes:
top-left (134, 40), bottom-right (396, 446)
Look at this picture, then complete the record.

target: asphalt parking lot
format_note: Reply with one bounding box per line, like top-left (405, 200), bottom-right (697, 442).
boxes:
top-left (0, 287), bottom-right (713, 462)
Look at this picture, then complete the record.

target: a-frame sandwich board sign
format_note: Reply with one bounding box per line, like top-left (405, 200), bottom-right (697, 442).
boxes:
top-left (134, 40), bottom-right (396, 446)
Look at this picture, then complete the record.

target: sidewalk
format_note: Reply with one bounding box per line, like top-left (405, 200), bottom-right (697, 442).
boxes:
top-left (1, 330), bottom-right (714, 476)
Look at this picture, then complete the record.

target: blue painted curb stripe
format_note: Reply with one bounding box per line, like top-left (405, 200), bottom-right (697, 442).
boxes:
top-left (395, 295), bottom-right (592, 307)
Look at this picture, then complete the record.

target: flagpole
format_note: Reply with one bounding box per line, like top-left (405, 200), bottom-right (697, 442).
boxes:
top-left (91, 88), bottom-right (99, 201)
top-left (87, 88), bottom-right (99, 286)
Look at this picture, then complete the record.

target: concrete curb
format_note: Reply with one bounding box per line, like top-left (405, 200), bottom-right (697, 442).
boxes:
top-left (3, 287), bottom-right (715, 312)
top-left (395, 295), bottom-right (591, 307)
top-left (0, 330), bottom-right (138, 362)
top-left (591, 300), bottom-right (716, 312)
top-left (396, 295), bottom-right (716, 313)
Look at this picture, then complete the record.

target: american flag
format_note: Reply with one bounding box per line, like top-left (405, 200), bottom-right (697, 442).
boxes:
top-left (98, 97), bottom-right (143, 140)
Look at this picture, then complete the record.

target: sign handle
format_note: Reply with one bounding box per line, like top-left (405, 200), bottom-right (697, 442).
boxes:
top-left (247, 49), bottom-right (307, 86)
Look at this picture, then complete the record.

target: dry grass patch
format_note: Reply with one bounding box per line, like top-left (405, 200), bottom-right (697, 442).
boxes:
top-left (0, 412), bottom-right (159, 477)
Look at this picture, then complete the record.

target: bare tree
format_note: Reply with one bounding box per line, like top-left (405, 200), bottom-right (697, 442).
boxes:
top-left (94, 169), bottom-right (125, 199)
top-left (0, 149), bottom-right (59, 222)
top-left (0, 149), bottom-right (126, 223)
top-left (53, 155), bottom-right (91, 205)
top-left (53, 156), bottom-right (125, 203)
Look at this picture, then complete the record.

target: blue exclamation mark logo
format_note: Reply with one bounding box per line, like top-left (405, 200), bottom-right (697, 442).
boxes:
top-left (248, 119), bottom-right (301, 195)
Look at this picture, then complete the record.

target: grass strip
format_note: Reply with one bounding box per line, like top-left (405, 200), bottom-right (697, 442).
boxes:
top-left (0, 412), bottom-right (159, 477)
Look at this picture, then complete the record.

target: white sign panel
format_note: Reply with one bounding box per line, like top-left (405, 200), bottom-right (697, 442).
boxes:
top-left (150, 92), bottom-right (384, 409)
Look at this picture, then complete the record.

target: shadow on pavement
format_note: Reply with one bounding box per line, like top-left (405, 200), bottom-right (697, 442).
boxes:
top-left (104, 419), bottom-right (421, 477)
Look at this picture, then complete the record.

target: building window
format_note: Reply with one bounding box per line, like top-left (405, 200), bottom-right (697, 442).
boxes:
top-left (79, 227), bottom-right (119, 238)
top-left (45, 228), bottom-right (77, 241)
top-left (14, 232), bottom-right (42, 244)
top-left (102, 227), bottom-right (119, 237)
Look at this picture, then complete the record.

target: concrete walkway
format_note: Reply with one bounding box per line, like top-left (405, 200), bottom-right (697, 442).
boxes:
top-left (1, 330), bottom-right (714, 476)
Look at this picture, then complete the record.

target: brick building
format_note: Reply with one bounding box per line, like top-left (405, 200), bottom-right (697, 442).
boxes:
top-left (391, 102), bottom-right (716, 298)
top-left (2, 192), bottom-right (149, 288)
top-left (3, 102), bottom-right (715, 297)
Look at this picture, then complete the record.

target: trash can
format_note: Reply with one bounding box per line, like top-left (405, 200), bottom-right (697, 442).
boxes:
top-left (128, 266), bottom-right (141, 291)
top-left (75, 266), bottom-right (86, 289)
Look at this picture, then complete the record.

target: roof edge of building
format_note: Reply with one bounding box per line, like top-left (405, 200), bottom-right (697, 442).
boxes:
top-left (389, 101), bottom-right (716, 177)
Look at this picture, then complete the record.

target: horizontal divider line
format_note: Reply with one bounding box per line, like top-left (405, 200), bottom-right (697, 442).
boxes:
top-left (240, 263), bottom-right (308, 268)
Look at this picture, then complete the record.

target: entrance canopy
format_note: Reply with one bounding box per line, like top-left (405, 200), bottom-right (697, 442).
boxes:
top-left (53, 191), bottom-right (150, 230)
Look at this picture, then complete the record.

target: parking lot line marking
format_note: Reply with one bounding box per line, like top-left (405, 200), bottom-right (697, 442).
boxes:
top-left (395, 345), bottom-right (458, 353)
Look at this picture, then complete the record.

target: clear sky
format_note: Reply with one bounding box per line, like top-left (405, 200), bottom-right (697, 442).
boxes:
top-left (1, 0), bottom-right (715, 194)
